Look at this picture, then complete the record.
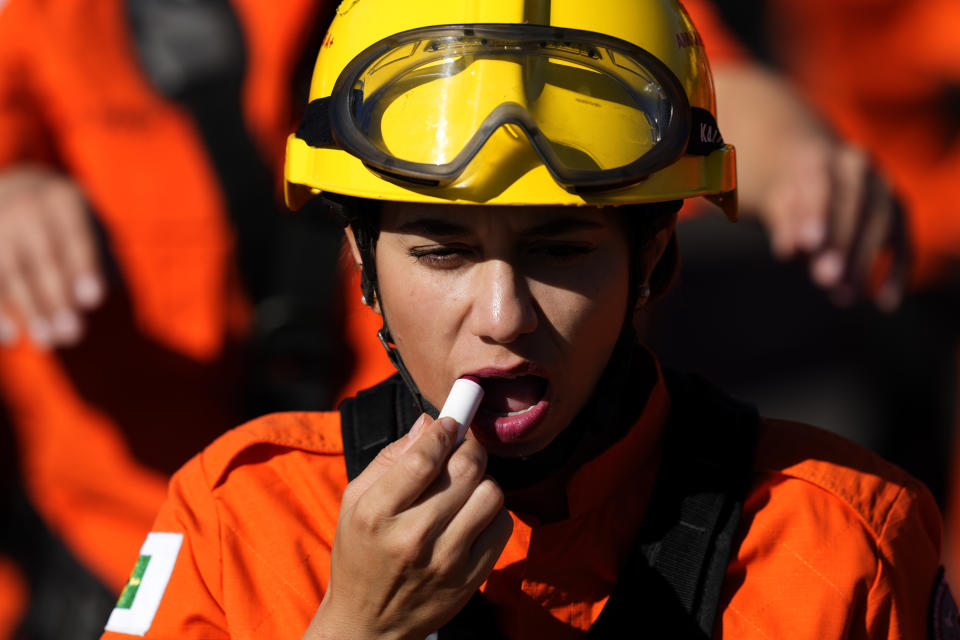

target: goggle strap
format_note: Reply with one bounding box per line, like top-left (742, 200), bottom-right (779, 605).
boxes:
top-left (686, 107), bottom-right (725, 156)
top-left (295, 100), bottom-right (726, 165)
top-left (296, 97), bottom-right (336, 147)
top-left (299, 98), bottom-right (725, 156)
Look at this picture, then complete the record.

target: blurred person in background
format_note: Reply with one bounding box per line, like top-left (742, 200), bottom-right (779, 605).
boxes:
top-left (0, 0), bottom-right (392, 637)
top-left (674, 0), bottom-right (960, 582)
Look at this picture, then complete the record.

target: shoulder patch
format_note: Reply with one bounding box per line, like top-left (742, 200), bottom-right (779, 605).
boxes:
top-left (932, 569), bottom-right (960, 640)
top-left (104, 532), bottom-right (183, 636)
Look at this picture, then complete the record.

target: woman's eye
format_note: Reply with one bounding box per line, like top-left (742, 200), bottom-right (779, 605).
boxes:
top-left (408, 246), bottom-right (471, 269)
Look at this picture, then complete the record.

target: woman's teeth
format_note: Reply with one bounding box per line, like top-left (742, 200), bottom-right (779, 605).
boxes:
top-left (476, 374), bottom-right (547, 414)
top-left (489, 403), bottom-right (537, 418)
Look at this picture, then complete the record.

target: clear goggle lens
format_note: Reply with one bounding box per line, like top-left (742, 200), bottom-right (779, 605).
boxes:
top-left (348, 34), bottom-right (674, 173)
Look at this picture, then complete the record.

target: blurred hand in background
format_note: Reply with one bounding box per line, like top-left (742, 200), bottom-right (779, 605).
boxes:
top-left (0, 165), bottom-right (105, 348)
top-left (714, 64), bottom-right (909, 311)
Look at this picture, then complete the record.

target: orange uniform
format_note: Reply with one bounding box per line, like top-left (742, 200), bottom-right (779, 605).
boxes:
top-left (100, 366), bottom-right (943, 639)
top-left (0, 0), bottom-right (392, 623)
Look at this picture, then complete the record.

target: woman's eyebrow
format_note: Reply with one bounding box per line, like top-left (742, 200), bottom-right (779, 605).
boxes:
top-left (394, 218), bottom-right (471, 237)
top-left (524, 218), bottom-right (605, 236)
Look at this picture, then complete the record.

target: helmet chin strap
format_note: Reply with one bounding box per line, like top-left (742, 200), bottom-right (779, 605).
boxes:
top-left (376, 325), bottom-right (438, 417)
top-left (354, 227), bottom-right (438, 417)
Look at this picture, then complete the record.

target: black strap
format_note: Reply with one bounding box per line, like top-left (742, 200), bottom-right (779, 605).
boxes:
top-left (296, 97), bottom-right (337, 148)
top-left (339, 370), bottom-right (757, 638)
top-left (632, 369), bottom-right (756, 636)
top-left (686, 107), bottom-right (726, 156)
top-left (340, 374), bottom-right (423, 480)
top-left (298, 99), bottom-right (725, 157)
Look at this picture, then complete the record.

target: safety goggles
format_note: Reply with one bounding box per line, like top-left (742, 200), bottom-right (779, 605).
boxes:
top-left (296, 24), bottom-right (725, 193)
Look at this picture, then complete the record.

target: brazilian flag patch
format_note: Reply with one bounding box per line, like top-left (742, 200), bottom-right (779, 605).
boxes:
top-left (116, 555), bottom-right (152, 609)
top-left (104, 532), bottom-right (183, 636)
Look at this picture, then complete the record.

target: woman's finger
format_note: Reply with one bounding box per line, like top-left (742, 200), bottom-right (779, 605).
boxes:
top-left (434, 475), bottom-right (506, 563)
top-left (464, 507), bottom-right (514, 586)
top-left (406, 439), bottom-right (490, 541)
top-left (355, 416), bottom-right (460, 518)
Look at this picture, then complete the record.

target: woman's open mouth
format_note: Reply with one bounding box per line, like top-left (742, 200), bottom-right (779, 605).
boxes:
top-left (470, 373), bottom-right (551, 443)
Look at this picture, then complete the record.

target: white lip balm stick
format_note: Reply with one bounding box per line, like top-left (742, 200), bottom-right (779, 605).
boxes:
top-left (438, 376), bottom-right (484, 443)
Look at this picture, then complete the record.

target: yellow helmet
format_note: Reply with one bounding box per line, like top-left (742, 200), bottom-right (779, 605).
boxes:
top-left (284, 0), bottom-right (737, 218)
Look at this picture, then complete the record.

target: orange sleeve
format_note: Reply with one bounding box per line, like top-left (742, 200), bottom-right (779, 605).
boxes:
top-left (100, 454), bottom-right (229, 639)
top-left (0, 0), bottom-right (56, 166)
top-left (720, 473), bottom-right (941, 639)
top-left (866, 475), bottom-right (944, 637)
top-left (719, 421), bottom-right (944, 639)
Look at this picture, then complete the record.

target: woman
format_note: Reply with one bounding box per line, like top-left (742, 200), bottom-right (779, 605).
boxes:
top-left (101, 1), bottom-right (947, 638)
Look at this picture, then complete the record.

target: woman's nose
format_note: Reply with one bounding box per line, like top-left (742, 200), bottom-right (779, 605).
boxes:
top-left (468, 260), bottom-right (538, 344)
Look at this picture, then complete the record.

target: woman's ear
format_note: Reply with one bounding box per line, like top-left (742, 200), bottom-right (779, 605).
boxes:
top-left (344, 226), bottom-right (381, 314)
top-left (638, 218), bottom-right (678, 295)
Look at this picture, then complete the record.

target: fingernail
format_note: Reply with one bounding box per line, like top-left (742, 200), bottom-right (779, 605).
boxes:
top-left (74, 275), bottom-right (104, 308)
top-left (51, 310), bottom-right (81, 344)
top-left (437, 417), bottom-right (459, 435)
top-left (29, 319), bottom-right (52, 348)
top-left (0, 315), bottom-right (17, 345)
top-left (407, 414), bottom-right (428, 440)
top-left (811, 252), bottom-right (844, 286)
top-left (799, 221), bottom-right (825, 250)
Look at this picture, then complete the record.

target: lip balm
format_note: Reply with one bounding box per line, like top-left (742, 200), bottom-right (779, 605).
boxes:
top-left (439, 376), bottom-right (484, 443)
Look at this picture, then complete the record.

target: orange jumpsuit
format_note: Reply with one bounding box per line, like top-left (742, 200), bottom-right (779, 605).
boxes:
top-left (100, 366), bottom-right (943, 639)
top-left (0, 0), bottom-right (393, 628)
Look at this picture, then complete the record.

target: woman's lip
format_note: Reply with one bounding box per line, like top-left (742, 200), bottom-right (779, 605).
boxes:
top-left (455, 363), bottom-right (551, 443)
top-left (470, 382), bottom-right (552, 444)
top-left (462, 362), bottom-right (549, 380)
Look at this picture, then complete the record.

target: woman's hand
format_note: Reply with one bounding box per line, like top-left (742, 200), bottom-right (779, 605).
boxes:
top-left (0, 165), bottom-right (105, 347)
top-left (303, 414), bottom-right (514, 640)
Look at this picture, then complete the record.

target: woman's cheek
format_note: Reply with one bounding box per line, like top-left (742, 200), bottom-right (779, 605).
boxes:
top-left (384, 270), bottom-right (467, 404)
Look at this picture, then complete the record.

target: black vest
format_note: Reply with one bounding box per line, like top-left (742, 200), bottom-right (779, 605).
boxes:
top-left (340, 371), bottom-right (758, 639)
